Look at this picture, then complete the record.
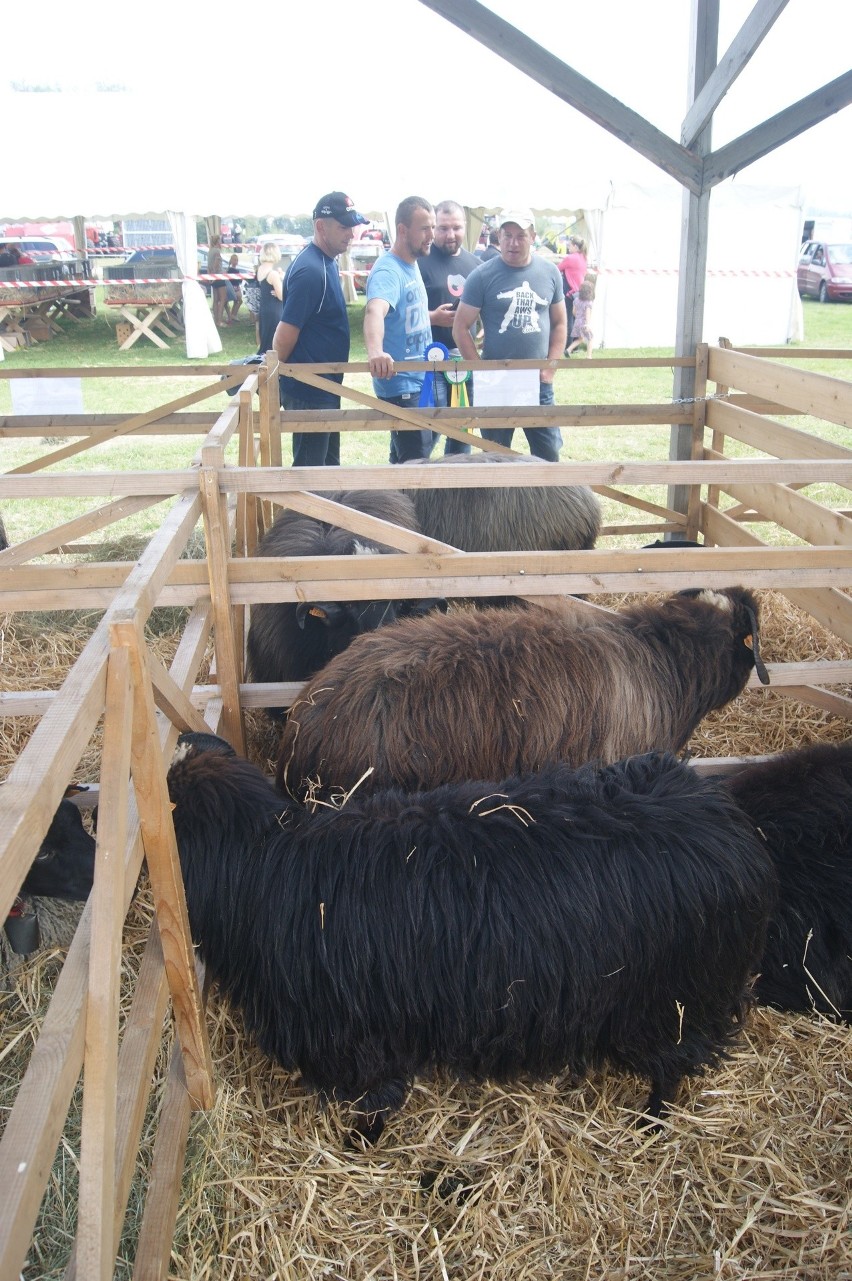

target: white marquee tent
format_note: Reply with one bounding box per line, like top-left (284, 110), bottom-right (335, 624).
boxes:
top-left (585, 181), bottom-right (805, 348)
top-left (1, 0), bottom-right (847, 356)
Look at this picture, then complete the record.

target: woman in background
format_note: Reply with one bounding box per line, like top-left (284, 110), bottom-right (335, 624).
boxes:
top-left (256, 243), bottom-right (284, 352)
top-left (224, 253), bottom-right (242, 324)
top-left (565, 280), bottom-right (595, 358)
top-left (558, 235), bottom-right (588, 344)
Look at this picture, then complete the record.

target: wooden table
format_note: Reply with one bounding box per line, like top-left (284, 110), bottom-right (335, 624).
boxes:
top-left (0, 283), bottom-right (94, 349)
top-left (0, 285), bottom-right (63, 349)
top-left (103, 281), bottom-right (184, 349)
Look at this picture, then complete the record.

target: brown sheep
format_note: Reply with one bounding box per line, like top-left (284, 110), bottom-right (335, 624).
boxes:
top-left (278, 587), bottom-right (766, 801)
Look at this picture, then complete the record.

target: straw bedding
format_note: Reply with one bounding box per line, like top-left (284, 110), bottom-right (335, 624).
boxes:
top-left (2, 589), bottom-right (851, 1280)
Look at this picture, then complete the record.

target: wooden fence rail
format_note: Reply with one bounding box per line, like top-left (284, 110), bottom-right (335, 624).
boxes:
top-left (0, 344), bottom-right (850, 1276)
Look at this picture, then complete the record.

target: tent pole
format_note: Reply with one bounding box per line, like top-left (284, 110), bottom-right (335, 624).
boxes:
top-left (668, 0), bottom-right (719, 527)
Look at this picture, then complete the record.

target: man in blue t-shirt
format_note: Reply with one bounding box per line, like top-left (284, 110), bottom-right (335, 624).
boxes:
top-left (274, 191), bottom-right (369, 467)
top-left (364, 195), bottom-right (435, 463)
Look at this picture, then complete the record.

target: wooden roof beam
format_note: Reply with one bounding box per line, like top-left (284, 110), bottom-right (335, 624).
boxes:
top-left (417, 0), bottom-right (703, 193)
top-left (703, 69), bottom-right (852, 187)
top-left (681, 0), bottom-right (790, 147)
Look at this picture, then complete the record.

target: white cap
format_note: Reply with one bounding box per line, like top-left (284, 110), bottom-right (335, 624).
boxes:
top-left (498, 208), bottom-right (536, 231)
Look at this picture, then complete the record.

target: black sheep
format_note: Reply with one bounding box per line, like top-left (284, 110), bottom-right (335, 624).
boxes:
top-left (246, 490), bottom-right (444, 719)
top-left (168, 733), bottom-right (775, 1142)
top-left (725, 740), bottom-right (852, 1022)
top-left (3, 791), bottom-right (96, 974)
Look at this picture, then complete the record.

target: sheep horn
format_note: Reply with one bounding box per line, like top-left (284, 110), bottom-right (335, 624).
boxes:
top-left (744, 606), bottom-right (770, 685)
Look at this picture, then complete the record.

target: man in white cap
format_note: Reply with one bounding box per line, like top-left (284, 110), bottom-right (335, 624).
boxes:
top-left (274, 191), bottom-right (369, 467)
top-left (453, 208), bottom-right (566, 460)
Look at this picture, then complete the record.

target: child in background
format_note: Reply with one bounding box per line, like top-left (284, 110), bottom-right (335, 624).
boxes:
top-left (566, 280), bottom-right (595, 357)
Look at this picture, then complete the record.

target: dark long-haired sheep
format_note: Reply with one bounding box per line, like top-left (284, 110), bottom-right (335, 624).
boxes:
top-left (279, 587), bottom-right (766, 801)
top-left (246, 490), bottom-right (444, 719)
top-left (2, 792), bottom-right (96, 983)
top-left (724, 740), bottom-right (852, 1022)
top-left (402, 454), bottom-right (601, 552)
top-left (168, 733), bottom-right (776, 1142)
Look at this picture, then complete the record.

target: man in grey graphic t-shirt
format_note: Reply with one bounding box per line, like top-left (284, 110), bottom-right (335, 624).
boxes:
top-left (453, 207), bottom-right (566, 461)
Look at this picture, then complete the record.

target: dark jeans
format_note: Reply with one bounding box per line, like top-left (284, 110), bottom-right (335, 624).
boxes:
top-left (380, 392), bottom-right (433, 463)
top-left (479, 382), bottom-right (563, 461)
top-left (564, 291), bottom-right (575, 341)
top-left (280, 390), bottom-right (340, 467)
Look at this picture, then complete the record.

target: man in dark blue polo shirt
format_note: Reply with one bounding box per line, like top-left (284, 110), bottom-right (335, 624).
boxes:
top-left (274, 191), bottom-right (368, 467)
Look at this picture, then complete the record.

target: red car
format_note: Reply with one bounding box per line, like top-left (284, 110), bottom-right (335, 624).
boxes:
top-left (797, 241), bottom-right (852, 303)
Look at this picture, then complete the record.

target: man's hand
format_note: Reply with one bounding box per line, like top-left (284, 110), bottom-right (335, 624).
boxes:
top-left (368, 353), bottom-right (395, 380)
top-left (430, 303), bottom-right (456, 328)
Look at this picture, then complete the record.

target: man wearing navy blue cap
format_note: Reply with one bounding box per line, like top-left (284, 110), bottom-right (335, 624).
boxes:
top-left (274, 191), bottom-right (368, 467)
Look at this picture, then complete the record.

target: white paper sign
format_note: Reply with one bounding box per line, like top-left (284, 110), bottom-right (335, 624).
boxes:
top-left (10, 378), bottom-right (84, 415)
top-left (472, 369), bottom-right (540, 407)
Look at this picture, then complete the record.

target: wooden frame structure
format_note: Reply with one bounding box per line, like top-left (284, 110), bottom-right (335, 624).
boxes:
top-left (1, 346), bottom-right (851, 1275)
top-left (416, 0), bottom-right (852, 512)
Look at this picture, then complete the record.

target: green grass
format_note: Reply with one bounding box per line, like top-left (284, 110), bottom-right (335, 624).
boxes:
top-left (1, 290), bottom-right (850, 547)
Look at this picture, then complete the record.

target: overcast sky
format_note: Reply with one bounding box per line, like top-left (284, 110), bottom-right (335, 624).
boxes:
top-left (3, 0), bottom-right (850, 216)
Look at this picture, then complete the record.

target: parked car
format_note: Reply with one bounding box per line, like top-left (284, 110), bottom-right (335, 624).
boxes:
top-left (0, 234), bottom-right (78, 263)
top-left (349, 241), bottom-right (385, 293)
top-left (119, 248), bottom-right (253, 291)
top-left (251, 234), bottom-right (307, 268)
top-left (797, 241), bottom-right (852, 303)
top-left (122, 248), bottom-right (186, 270)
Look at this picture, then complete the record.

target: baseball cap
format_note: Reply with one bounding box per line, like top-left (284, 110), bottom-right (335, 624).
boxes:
top-left (313, 192), bottom-right (369, 228)
top-left (498, 208), bottom-right (536, 232)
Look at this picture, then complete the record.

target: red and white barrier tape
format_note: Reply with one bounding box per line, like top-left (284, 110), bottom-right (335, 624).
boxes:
top-left (597, 267), bottom-right (795, 278)
top-left (4, 267), bottom-right (797, 289)
top-left (82, 243), bottom-right (252, 254)
top-left (2, 274), bottom-right (248, 288)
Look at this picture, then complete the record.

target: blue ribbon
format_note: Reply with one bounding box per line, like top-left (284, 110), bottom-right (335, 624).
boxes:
top-left (419, 341), bottom-right (450, 407)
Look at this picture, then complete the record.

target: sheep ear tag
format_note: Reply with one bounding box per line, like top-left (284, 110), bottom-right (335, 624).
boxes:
top-left (296, 602), bottom-right (329, 629)
top-left (5, 897), bottom-right (40, 955)
top-left (419, 342), bottom-right (449, 407)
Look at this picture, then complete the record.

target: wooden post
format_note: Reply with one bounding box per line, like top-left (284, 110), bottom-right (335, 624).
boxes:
top-left (257, 352), bottom-right (280, 533)
top-left (235, 387), bottom-right (258, 559)
top-left (110, 613), bottom-right (215, 1110)
top-left (686, 341), bottom-right (709, 541)
top-left (232, 391), bottom-right (252, 677)
top-left (668, 0), bottom-right (719, 522)
top-left (706, 336), bottom-right (733, 518)
top-left (77, 643), bottom-right (134, 1281)
top-left (199, 446), bottom-right (246, 753)
top-left (132, 965), bottom-right (209, 1281)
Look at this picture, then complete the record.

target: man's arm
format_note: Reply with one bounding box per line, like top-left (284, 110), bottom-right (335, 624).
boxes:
top-left (542, 300), bottom-right (568, 382)
top-left (452, 302), bottom-right (481, 361)
top-left (273, 321), bottom-right (301, 363)
top-left (363, 297), bottom-right (394, 381)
